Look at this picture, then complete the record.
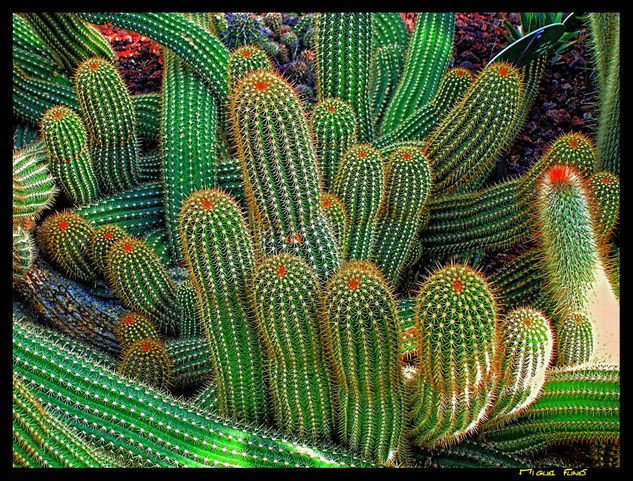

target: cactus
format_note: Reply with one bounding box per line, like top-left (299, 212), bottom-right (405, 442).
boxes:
top-left (13, 372), bottom-right (120, 468)
top-left (179, 188), bottom-right (266, 424)
top-left (176, 280), bottom-right (203, 338)
top-left (219, 13), bottom-right (266, 50)
top-left (37, 210), bottom-right (97, 282)
top-left (323, 261), bottom-right (405, 464)
top-left (372, 12), bottom-right (410, 51)
top-left (13, 225), bottom-right (34, 284)
top-left (373, 145), bottom-right (432, 283)
top-left (311, 98), bottom-right (358, 191)
top-left (535, 164), bottom-right (600, 318)
top-left (605, 246), bottom-right (619, 301)
top-left (119, 338), bottom-right (173, 390)
top-left (408, 263), bottom-right (498, 448)
top-left (481, 365), bottom-right (620, 454)
top-left (13, 123), bottom-right (40, 150)
top-left (411, 440), bottom-right (527, 468)
top-left (315, 13), bottom-right (374, 142)
top-left (230, 69), bottom-right (339, 279)
top-left (114, 311), bottom-right (161, 351)
top-left (587, 171), bottom-right (620, 242)
top-left (192, 381), bottom-right (219, 413)
top-left (75, 57), bottom-right (139, 193)
top-left (76, 182), bottom-right (165, 236)
top-left (483, 308), bottom-right (554, 430)
top-left (555, 311), bottom-right (595, 367)
top-left (20, 13), bottom-right (115, 72)
top-left (13, 45), bottom-right (72, 86)
top-left (13, 13), bottom-right (52, 58)
top-left (228, 45), bottom-right (273, 91)
top-left (216, 156), bottom-right (245, 199)
top-left (590, 440), bottom-right (620, 468)
top-left (369, 44), bottom-right (405, 129)
top-left (165, 337), bottom-right (214, 390)
top-left (89, 224), bottom-right (129, 276)
top-left (332, 144), bottom-right (385, 260)
top-left (143, 228), bottom-right (172, 266)
top-left (489, 249), bottom-right (545, 311)
top-left (13, 320), bottom-right (373, 467)
top-left (250, 253), bottom-right (335, 441)
top-left (320, 192), bottom-right (350, 260)
top-left (105, 236), bottom-right (180, 334)
top-left (380, 13), bottom-right (455, 135)
top-left (40, 105), bottom-right (101, 204)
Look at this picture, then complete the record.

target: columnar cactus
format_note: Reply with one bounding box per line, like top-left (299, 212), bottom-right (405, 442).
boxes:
top-left (319, 192), bottom-right (350, 260)
top-left (230, 69), bottom-right (339, 279)
top-left (483, 308), bottom-right (554, 430)
top-left (332, 144), bottom-right (385, 260)
top-left (119, 338), bottom-right (173, 390)
top-left (323, 261), bottom-right (405, 464)
top-left (228, 45), bottom-right (273, 91)
top-left (408, 263), bottom-right (498, 448)
top-left (165, 337), bottom-right (214, 390)
top-left (369, 44), bottom-right (405, 129)
top-left (176, 279), bottom-right (202, 338)
top-left (75, 57), bottom-right (139, 193)
top-left (373, 145), bottom-right (432, 283)
top-left (380, 12), bottom-right (455, 135)
top-left (555, 311), bottom-right (594, 366)
top-left (250, 253), bottom-right (335, 441)
top-left (587, 171), bottom-right (620, 241)
top-left (315, 13), bottom-right (374, 142)
top-left (179, 188), bottom-right (266, 424)
top-left (489, 249), bottom-right (545, 311)
top-left (424, 61), bottom-right (524, 194)
top-left (40, 105), bottom-right (101, 204)
top-left (372, 12), bottom-right (410, 51)
top-left (311, 98), bottom-right (358, 191)
top-left (114, 311), bottom-right (161, 351)
top-left (105, 236), bottom-right (180, 333)
top-left (13, 225), bottom-right (34, 284)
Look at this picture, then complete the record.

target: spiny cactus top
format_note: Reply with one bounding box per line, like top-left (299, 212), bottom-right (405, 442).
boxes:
top-left (119, 337), bottom-right (173, 391)
top-left (556, 311), bottom-right (595, 367)
top-left (228, 45), bottom-right (273, 91)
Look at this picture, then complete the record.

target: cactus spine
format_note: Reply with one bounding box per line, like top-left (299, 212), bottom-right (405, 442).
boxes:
top-left (228, 45), bottom-right (273, 91)
top-left (40, 105), bottom-right (101, 204)
top-left (373, 145), bottom-right (432, 283)
top-left (380, 13), bottom-right (455, 135)
top-left (369, 44), bottom-right (405, 130)
top-left (320, 192), bottom-right (350, 260)
top-left (333, 144), bottom-right (385, 260)
top-left (165, 337), bottom-right (214, 390)
top-left (372, 12), bottom-right (410, 51)
top-left (250, 254), bottom-right (335, 440)
top-left (408, 263), bottom-right (498, 448)
top-left (114, 311), bottom-right (161, 351)
top-left (587, 171), bottom-right (620, 242)
top-left (119, 338), bottom-right (173, 390)
top-left (230, 69), bottom-right (339, 279)
top-left (13, 225), bottom-right (34, 284)
top-left (179, 188), bottom-right (266, 424)
top-left (555, 311), bottom-right (595, 366)
top-left (315, 13), bottom-right (374, 142)
top-left (176, 279), bottom-right (203, 338)
top-left (323, 261), bottom-right (405, 464)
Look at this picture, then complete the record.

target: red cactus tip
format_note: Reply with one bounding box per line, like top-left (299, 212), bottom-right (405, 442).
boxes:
top-left (358, 150), bottom-right (367, 158)
top-left (569, 138), bottom-right (578, 148)
top-left (141, 340), bottom-right (153, 352)
top-left (201, 199), bottom-right (212, 210)
top-left (327, 105), bottom-right (336, 113)
top-left (104, 231), bottom-right (113, 240)
top-left (546, 164), bottom-right (572, 185)
top-left (241, 49), bottom-right (251, 57)
top-left (277, 265), bottom-right (287, 276)
top-left (322, 198), bottom-right (331, 207)
top-left (89, 61), bottom-right (99, 71)
top-left (499, 66), bottom-right (508, 76)
top-left (123, 314), bottom-right (135, 325)
top-left (53, 109), bottom-right (63, 119)
top-left (453, 280), bottom-right (462, 292)
top-left (255, 80), bottom-right (268, 91)
top-left (347, 278), bottom-right (359, 290)
top-left (403, 153), bottom-right (411, 160)
top-left (58, 220), bottom-right (68, 231)
top-left (456, 69), bottom-right (465, 77)
top-left (602, 176), bottom-right (611, 185)
top-left (123, 242), bottom-right (133, 252)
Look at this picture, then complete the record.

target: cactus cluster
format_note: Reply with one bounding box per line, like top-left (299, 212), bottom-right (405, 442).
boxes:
top-left (13, 11), bottom-right (619, 469)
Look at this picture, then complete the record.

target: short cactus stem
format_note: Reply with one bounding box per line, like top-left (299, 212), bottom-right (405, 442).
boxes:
top-left (114, 311), bottom-right (161, 352)
top-left (176, 279), bottom-right (203, 338)
top-left (75, 57), bottom-right (139, 194)
top-left (179, 188), bottom-right (267, 424)
top-left (315, 13), bottom-right (374, 142)
top-left (165, 337), bottom-right (214, 390)
top-left (332, 144), bottom-right (385, 260)
top-left (320, 191), bottom-right (350, 260)
top-left (105, 236), bottom-right (180, 334)
top-left (408, 263), bottom-right (498, 448)
top-left (119, 338), bottom-right (173, 390)
top-left (250, 253), bottom-right (335, 441)
top-left (40, 105), bottom-right (101, 204)
top-left (13, 225), bottom-right (34, 284)
top-left (323, 261), bottom-right (405, 464)
top-left (587, 171), bottom-right (620, 242)
top-left (555, 311), bottom-right (594, 367)
top-left (37, 210), bottom-right (97, 282)
top-left (230, 69), bottom-right (339, 279)
top-left (483, 308), bottom-right (554, 430)
top-left (311, 98), bottom-right (358, 191)
top-left (228, 45), bottom-right (273, 91)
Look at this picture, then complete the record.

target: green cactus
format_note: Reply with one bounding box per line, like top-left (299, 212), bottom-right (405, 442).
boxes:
top-left (372, 12), bottom-right (410, 51)
top-left (230, 69), bottom-right (339, 279)
top-left (12, 13), bottom-right (52, 59)
top-left (165, 337), bottom-right (214, 390)
top-left (75, 57), bottom-right (139, 193)
top-left (483, 308), bottom-right (554, 430)
top-left (315, 13), bottom-right (374, 142)
top-left (13, 372), bottom-right (120, 468)
top-left (37, 210), bottom-right (97, 282)
top-left (114, 311), bottom-right (161, 351)
top-left (13, 123), bottom-right (40, 150)
top-left (373, 66), bottom-right (474, 149)
top-left (13, 141), bottom-right (58, 224)
top-left (373, 145), bottom-right (432, 283)
top-left (332, 144), bottom-right (385, 261)
top-left (408, 263), bottom-right (498, 448)
top-left (323, 261), bottom-right (405, 464)
top-left (88, 224), bottom-right (128, 276)
top-left (590, 440), bottom-right (620, 468)
top-left (411, 440), bottom-right (527, 468)
top-left (587, 171), bottom-right (620, 242)
top-left (424, 61), bottom-right (524, 194)
top-left (13, 45), bottom-right (72, 86)
top-left (131, 93), bottom-right (161, 139)
top-left (311, 97), bottom-right (358, 191)
top-left (179, 188), bottom-right (266, 424)
top-left (605, 246), bottom-right (619, 301)
top-left (320, 192), bottom-right (350, 260)
top-left (489, 249), bottom-right (545, 311)
top-left (13, 225), bottom-right (34, 284)
top-left (228, 45), bottom-right (273, 91)
top-left (192, 381), bottom-right (219, 413)
top-left (250, 253), bottom-right (335, 441)
top-left (481, 365), bottom-right (620, 454)
top-left (76, 182), bottom-right (165, 236)
top-left (119, 337), bottom-right (173, 390)
top-left (535, 164), bottom-right (600, 318)
top-left (555, 311), bottom-right (595, 367)
top-left (176, 279), bottom-right (203, 338)
top-left (216, 157), bottom-right (245, 200)
top-left (40, 105), bottom-right (101, 204)
top-left (380, 13), bottom-right (455, 135)
top-left (13, 320), bottom-right (373, 467)
top-left (105, 236), bottom-right (180, 334)
top-left (77, 12), bottom-right (229, 101)
top-left (20, 13), bottom-right (115, 73)
top-left (369, 44), bottom-right (405, 130)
